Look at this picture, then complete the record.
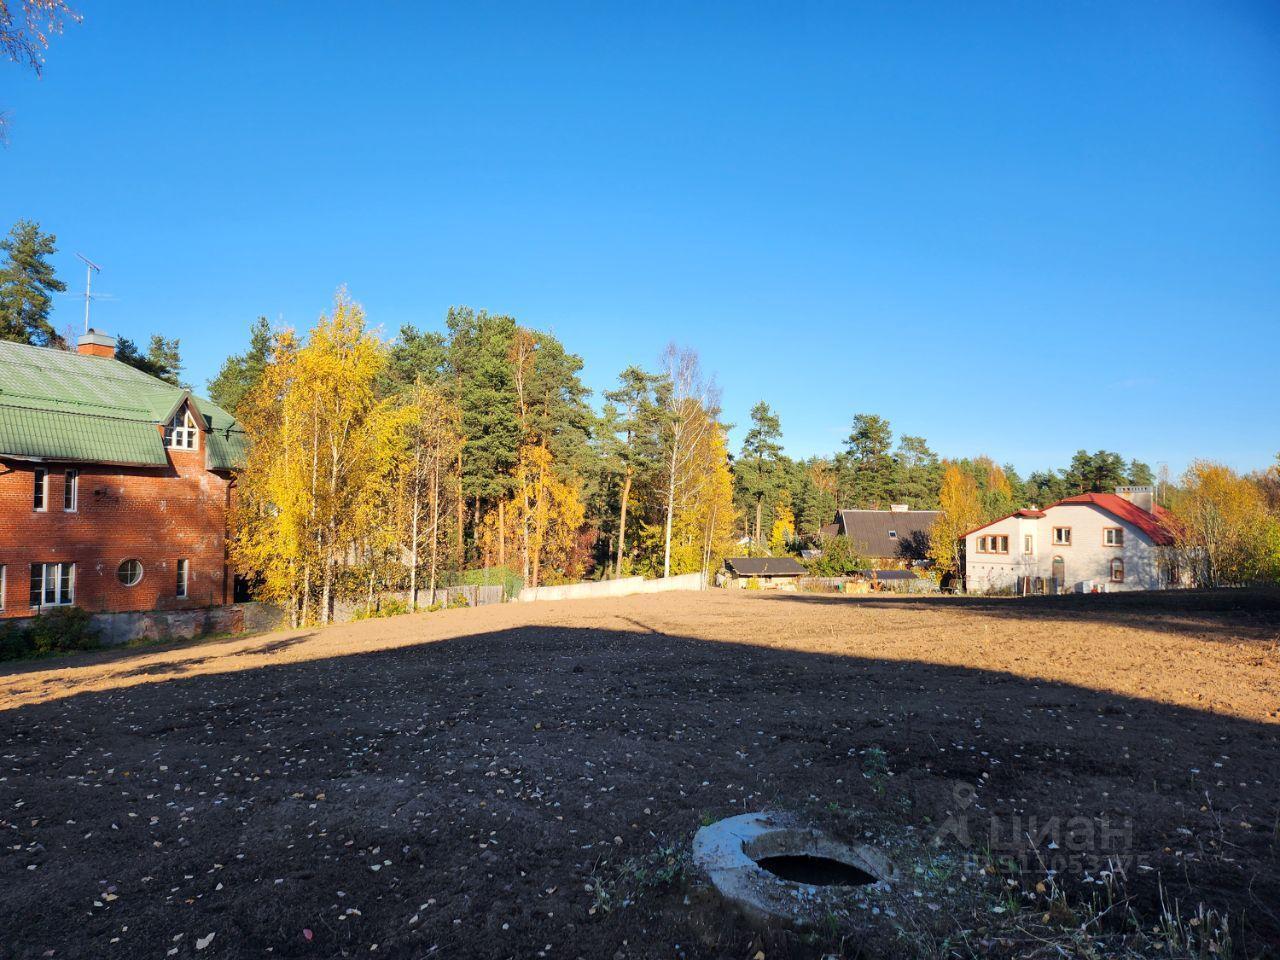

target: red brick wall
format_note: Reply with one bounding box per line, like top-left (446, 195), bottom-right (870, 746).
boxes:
top-left (0, 431), bottom-right (233, 619)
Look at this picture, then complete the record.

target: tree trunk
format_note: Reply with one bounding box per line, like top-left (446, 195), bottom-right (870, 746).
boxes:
top-left (616, 469), bottom-right (632, 577)
top-left (663, 450), bottom-right (677, 579)
top-left (498, 499), bottom-right (506, 568)
top-left (456, 449), bottom-right (464, 559)
top-left (409, 491), bottom-right (420, 611)
top-left (320, 557), bottom-right (333, 626)
top-left (429, 450), bottom-right (441, 600)
top-left (755, 495), bottom-right (763, 548)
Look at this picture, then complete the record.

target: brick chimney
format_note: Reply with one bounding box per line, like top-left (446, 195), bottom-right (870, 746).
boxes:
top-left (77, 328), bottom-right (117, 359)
top-left (1116, 485), bottom-right (1155, 514)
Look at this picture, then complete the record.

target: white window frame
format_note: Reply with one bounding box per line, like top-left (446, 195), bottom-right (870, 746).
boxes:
top-left (1110, 557), bottom-right (1125, 582)
top-left (117, 559), bottom-right (144, 588)
top-left (31, 562), bottom-right (74, 608)
top-left (1052, 526), bottom-right (1072, 546)
top-left (33, 467), bottom-right (47, 511)
top-left (1103, 527), bottom-right (1124, 547)
top-left (887, 530), bottom-right (898, 540)
top-left (1023, 534), bottom-right (1034, 555)
top-left (64, 468), bottom-right (78, 512)
top-left (176, 559), bottom-right (189, 598)
top-left (165, 407), bottom-right (199, 450)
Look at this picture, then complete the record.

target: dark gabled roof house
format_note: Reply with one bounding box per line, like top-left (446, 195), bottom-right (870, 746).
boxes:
top-left (829, 507), bottom-right (939, 562)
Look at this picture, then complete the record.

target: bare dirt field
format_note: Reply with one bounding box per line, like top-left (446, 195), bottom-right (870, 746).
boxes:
top-left (1, 589), bottom-right (1277, 959)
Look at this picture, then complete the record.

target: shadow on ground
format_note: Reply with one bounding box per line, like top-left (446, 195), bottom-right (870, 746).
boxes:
top-left (0, 610), bottom-right (1276, 959)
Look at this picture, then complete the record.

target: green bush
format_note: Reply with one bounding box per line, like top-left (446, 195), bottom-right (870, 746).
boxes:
top-left (805, 536), bottom-right (867, 577)
top-left (350, 596), bottom-right (413, 621)
top-left (447, 566), bottom-right (525, 599)
top-left (0, 607), bottom-right (100, 661)
top-left (0, 622), bottom-right (32, 661)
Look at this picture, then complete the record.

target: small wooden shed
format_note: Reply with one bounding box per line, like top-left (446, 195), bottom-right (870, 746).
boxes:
top-left (722, 557), bottom-right (808, 590)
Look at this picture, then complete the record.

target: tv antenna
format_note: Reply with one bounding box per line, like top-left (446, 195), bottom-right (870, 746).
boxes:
top-left (75, 253), bottom-right (101, 334)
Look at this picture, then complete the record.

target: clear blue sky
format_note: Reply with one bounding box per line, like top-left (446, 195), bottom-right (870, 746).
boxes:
top-left (3, 1), bottom-right (1277, 476)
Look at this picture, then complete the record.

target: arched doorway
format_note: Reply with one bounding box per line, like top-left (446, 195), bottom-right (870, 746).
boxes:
top-left (1051, 556), bottom-right (1065, 593)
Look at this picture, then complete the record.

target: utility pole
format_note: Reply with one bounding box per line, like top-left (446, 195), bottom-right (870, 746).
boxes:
top-left (75, 253), bottom-right (101, 333)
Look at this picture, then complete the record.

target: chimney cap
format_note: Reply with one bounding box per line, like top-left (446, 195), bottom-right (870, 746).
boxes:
top-left (77, 329), bottom-right (117, 358)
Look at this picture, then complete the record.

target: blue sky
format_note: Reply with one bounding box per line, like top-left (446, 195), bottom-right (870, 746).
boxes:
top-left (2, 1), bottom-right (1277, 476)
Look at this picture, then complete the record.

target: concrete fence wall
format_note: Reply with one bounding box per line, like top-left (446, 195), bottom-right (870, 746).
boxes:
top-left (518, 572), bottom-right (705, 603)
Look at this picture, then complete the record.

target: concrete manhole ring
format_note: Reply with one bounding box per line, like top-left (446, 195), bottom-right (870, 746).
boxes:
top-left (692, 811), bottom-right (898, 925)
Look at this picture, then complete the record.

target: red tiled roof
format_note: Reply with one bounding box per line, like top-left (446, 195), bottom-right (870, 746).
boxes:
top-left (1053, 493), bottom-right (1176, 545)
top-left (961, 496), bottom-right (1175, 545)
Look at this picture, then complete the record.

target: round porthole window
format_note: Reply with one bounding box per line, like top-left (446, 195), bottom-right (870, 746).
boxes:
top-left (117, 559), bottom-right (143, 587)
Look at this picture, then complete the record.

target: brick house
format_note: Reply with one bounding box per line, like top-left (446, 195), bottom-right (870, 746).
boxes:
top-left (0, 331), bottom-right (246, 619)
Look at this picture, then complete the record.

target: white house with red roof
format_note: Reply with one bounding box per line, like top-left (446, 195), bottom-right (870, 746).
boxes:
top-left (963, 486), bottom-right (1180, 593)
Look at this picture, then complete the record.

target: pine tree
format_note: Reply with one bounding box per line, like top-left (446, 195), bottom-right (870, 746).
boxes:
top-left (845, 413), bottom-right (897, 507)
top-left (0, 219), bottom-right (66, 346)
top-left (117, 334), bottom-right (184, 386)
top-left (446, 307), bottom-right (522, 549)
top-left (894, 435), bottom-right (942, 508)
top-left (207, 317), bottom-right (274, 414)
top-left (738, 401), bottom-right (784, 547)
top-left (382, 323), bottom-right (448, 396)
top-left (604, 365), bottom-right (662, 575)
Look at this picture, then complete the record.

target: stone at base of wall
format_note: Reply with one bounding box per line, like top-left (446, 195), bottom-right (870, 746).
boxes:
top-left (90, 606), bottom-right (246, 646)
top-left (6, 606), bottom-right (249, 646)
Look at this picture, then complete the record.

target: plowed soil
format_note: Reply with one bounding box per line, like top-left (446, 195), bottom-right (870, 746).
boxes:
top-left (1, 588), bottom-right (1277, 958)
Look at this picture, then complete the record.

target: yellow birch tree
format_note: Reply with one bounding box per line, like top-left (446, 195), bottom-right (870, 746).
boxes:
top-left (928, 461), bottom-right (983, 577)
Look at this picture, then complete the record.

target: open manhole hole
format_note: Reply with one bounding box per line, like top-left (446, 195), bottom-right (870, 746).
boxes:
top-left (753, 854), bottom-right (877, 887)
top-left (693, 812), bottom-right (896, 925)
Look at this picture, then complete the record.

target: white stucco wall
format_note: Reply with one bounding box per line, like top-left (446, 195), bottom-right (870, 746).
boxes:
top-left (965, 504), bottom-right (1167, 594)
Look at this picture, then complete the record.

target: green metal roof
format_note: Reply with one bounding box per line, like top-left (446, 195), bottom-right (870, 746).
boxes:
top-left (0, 339), bottom-right (246, 470)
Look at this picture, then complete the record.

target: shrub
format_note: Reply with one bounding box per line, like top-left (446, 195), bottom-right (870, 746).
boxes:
top-left (804, 536), bottom-right (867, 577)
top-left (448, 566), bottom-right (525, 599)
top-left (0, 607), bottom-right (100, 661)
top-left (28, 606), bottom-right (99, 654)
top-left (0, 622), bottom-right (33, 661)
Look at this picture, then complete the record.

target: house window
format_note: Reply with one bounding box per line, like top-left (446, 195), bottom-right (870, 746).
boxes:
top-left (0, 565), bottom-right (5, 612)
top-left (888, 530), bottom-right (898, 539)
top-left (1103, 527), bottom-right (1124, 547)
top-left (1052, 527), bottom-right (1072, 546)
top-left (977, 535), bottom-right (1008, 554)
top-left (117, 559), bottom-right (144, 587)
top-left (1110, 558), bottom-right (1125, 582)
top-left (33, 468), bottom-right (47, 510)
top-left (64, 469), bottom-right (78, 512)
top-left (176, 559), bottom-right (189, 598)
top-left (165, 408), bottom-right (198, 450)
top-left (30, 562), bottom-right (74, 608)
top-left (1023, 534), bottom-right (1034, 555)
